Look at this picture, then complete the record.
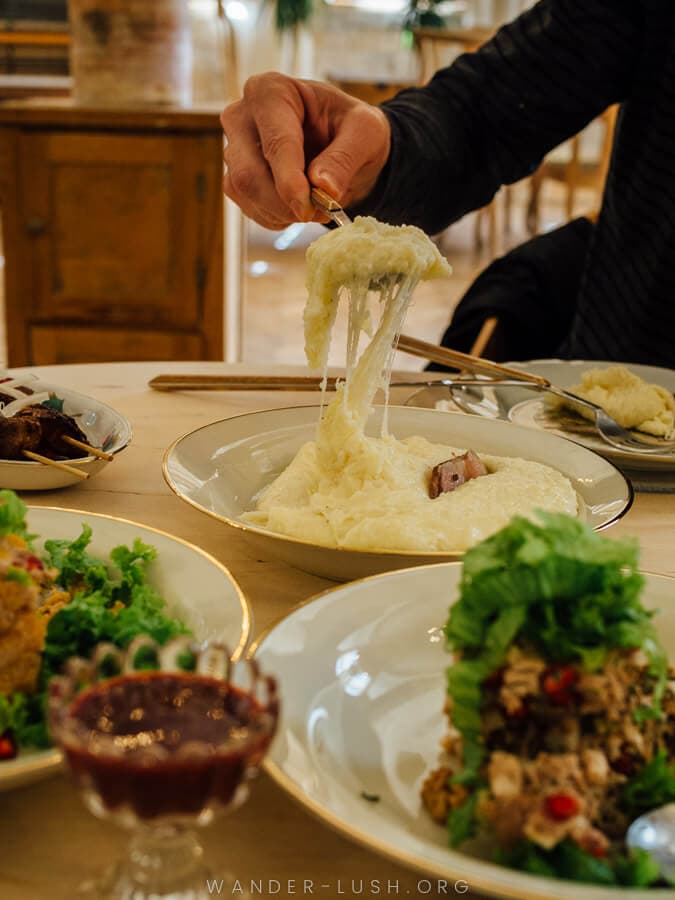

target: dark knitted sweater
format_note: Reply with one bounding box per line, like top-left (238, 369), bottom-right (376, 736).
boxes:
top-left (354, 0), bottom-right (675, 365)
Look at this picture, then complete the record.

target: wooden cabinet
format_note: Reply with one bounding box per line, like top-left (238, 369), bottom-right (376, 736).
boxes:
top-left (0, 100), bottom-right (225, 365)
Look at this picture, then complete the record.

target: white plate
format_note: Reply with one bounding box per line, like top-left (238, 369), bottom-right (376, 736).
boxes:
top-left (0, 506), bottom-right (251, 792)
top-left (255, 563), bottom-right (675, 900)
top-left (163, 405), bottom-right (632, 581)
top-left (409, 361), bottom-right (675, 473)
top-left (0, 376), bottom-right (132, 489)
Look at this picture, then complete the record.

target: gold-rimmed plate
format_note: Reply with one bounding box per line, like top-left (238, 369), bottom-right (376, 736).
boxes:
top-left (407, 360), bottom-right (675, 473)
top-left (163, 405), bottom-right (632, 581)
top-left (0, 506), bottom-right (251, 792)
top-left (253, 562), bottom-right (675, 900)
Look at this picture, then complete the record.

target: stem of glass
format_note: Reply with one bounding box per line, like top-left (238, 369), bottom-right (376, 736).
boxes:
top-left (124, 824), bottom-right (209, 895)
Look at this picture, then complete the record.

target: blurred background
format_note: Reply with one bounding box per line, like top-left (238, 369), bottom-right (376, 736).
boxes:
top-left (0, 0), bottom-right (611, 369)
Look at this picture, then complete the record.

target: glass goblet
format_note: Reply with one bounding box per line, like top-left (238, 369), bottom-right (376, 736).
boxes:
top-left (48, 636), bottom-right (279, 900)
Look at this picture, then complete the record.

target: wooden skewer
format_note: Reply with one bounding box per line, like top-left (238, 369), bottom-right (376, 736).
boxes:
top-left (23, 450), bottom-right (90, 480)
top-left (62, 435), bottom-right (114, 461)
top-left (395, 333), bottom-right (550, 387)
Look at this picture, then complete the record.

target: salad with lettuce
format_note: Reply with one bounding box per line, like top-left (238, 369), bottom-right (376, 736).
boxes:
top-left (421, 512), bottom-right (675, 888)
top-left (0, 490), bottom-right (189, 757)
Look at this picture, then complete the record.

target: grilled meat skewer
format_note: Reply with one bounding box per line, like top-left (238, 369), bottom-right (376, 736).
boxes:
top-left (0, 405), bottom-right (89, 460)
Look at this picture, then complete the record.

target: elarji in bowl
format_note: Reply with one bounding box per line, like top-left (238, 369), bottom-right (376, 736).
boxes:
top-left (49, 638), bottom-right (278, 900)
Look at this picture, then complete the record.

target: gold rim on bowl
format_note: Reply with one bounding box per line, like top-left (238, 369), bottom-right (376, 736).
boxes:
top-left (250, 562), bottom-right (673, 900)
top-left (162, 404), bottom-right (634, 561)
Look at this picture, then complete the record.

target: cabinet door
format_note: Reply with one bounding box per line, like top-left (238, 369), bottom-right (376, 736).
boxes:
top-left (19, 130), bottom-right (220, 332)
top-left (30, 325), bottom-right (203, 364)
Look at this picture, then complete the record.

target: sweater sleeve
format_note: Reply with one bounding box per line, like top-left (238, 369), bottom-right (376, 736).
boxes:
top-left (351, 0), bottom-right (642, 233)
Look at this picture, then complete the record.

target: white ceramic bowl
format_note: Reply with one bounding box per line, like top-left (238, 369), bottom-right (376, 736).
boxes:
top-left (0, 381), bottom-right (132, 490)
top-left (255, 562), bottom-right (675, 900)
top-left (163, 405), bottom-right (632, 581)
top-left (0, 506), bottom-right (251, 792)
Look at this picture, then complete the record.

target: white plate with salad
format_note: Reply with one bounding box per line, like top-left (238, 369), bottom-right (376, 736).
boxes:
top-left (0, 370), bottom-right (132, 489)
top-left (0, 493), bottom-right (251, 791)
top-left (255, 514), bottom-right (675, 898)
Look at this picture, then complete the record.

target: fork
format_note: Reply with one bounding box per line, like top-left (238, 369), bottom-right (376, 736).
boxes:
top-left (308, 198), bottom-right (675, 455)
top-left (395, 335), bottom-right (675, 455)
top-left (529, 383), bottom-right (675, 454)
top-left (412, 378), bottom-right (675, 454)
top-left (310, 187), bottom-right (352, 227)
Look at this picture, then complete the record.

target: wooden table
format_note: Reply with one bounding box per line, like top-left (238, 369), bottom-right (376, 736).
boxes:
top-left (1, 361), bottom-right (673, 900)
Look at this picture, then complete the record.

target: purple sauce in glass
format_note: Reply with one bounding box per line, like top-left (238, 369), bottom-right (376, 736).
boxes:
top-left (63, 672), bottom-right (274, 819)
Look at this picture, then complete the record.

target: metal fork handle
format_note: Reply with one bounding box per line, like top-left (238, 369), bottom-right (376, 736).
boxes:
top-left (391, 378), bottom-right (537, 389)
top-left (498, 380), bottom-right (619, 417)
top-left (541, 384), bottom-right (605, 416)
top-left (310, 187), bottom-right (352, 227)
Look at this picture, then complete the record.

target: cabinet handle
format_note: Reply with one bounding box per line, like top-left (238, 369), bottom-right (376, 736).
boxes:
top-left (25, 218), bottom-right (47, 236)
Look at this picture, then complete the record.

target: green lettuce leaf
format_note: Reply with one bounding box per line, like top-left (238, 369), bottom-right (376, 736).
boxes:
top-left (43, 524), bottom-right (109, 592)
top-left (41, 531), bottom-right (188, 696)
top-left (447, 788), bottom-right (481, 847)
top-left (613, 848), bottom-right (662, 887)
top-left (443, 512), bottom-right (663, 780)
top-left (498, 839), bottom-right (661, 887)
top-left (2, 517), bottom-right (190, 752)
top-left (620, 751), bottom-right (675, 817)
top-left (0, 691), bottom-right (49, 748)
top-left (0, 490), bottom-right (30, 539)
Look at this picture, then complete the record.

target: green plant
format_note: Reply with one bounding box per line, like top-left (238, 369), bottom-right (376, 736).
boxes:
top-left (404, 0), bottom-right (446, 29)
top-left (270, 0), bottom-right (312, 30)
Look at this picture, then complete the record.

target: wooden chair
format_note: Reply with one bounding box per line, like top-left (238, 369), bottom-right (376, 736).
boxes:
top-left (326, 77), bottom-right (417, 107)
top-left (526, 105), bottom-right (618, 233)
top-left (469, 316), bottom-right (499, 357)
top-left (413, 26), bottom-right (494, 83)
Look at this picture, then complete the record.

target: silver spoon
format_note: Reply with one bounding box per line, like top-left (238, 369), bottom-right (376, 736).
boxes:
top-left (627, 803), bottom-right (675, 883)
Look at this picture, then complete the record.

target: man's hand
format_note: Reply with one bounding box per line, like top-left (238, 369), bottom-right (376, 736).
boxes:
top-left (221, 72), bottom-right (391, 229)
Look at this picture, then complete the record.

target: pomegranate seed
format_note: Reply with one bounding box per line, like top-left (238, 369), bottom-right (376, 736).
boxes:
top-left (586, 839), bottom-right (609, 859)
top-left (545, 792), bottom-right (580, 820)
top-left (24, 555), bottom-right (44, 572)
top-left (0, 733), bottom-right (17, 760)
top-left (543, 666), bottom-right (578, 705)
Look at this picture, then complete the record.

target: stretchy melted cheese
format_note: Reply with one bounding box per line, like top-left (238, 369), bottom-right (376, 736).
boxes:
top-left (243, 217), bottom-right (578, 552)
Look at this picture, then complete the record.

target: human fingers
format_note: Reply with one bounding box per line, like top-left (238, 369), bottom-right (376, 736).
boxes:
top-left (222, 96), bottom-right (302, 227)
top-left (244, 73), bottom-right (312, 221)
top-left (222, 172), bottom-right (294, 231)
top-left (307, 103), bottom-right (390, 209)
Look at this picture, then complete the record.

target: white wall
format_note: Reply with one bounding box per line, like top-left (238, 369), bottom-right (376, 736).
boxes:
top-left (189, 0), bottom-right (536, 104)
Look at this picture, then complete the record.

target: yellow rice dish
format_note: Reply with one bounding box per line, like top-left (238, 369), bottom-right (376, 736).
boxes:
top-left (557, 365), bottom-right (675, 438)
